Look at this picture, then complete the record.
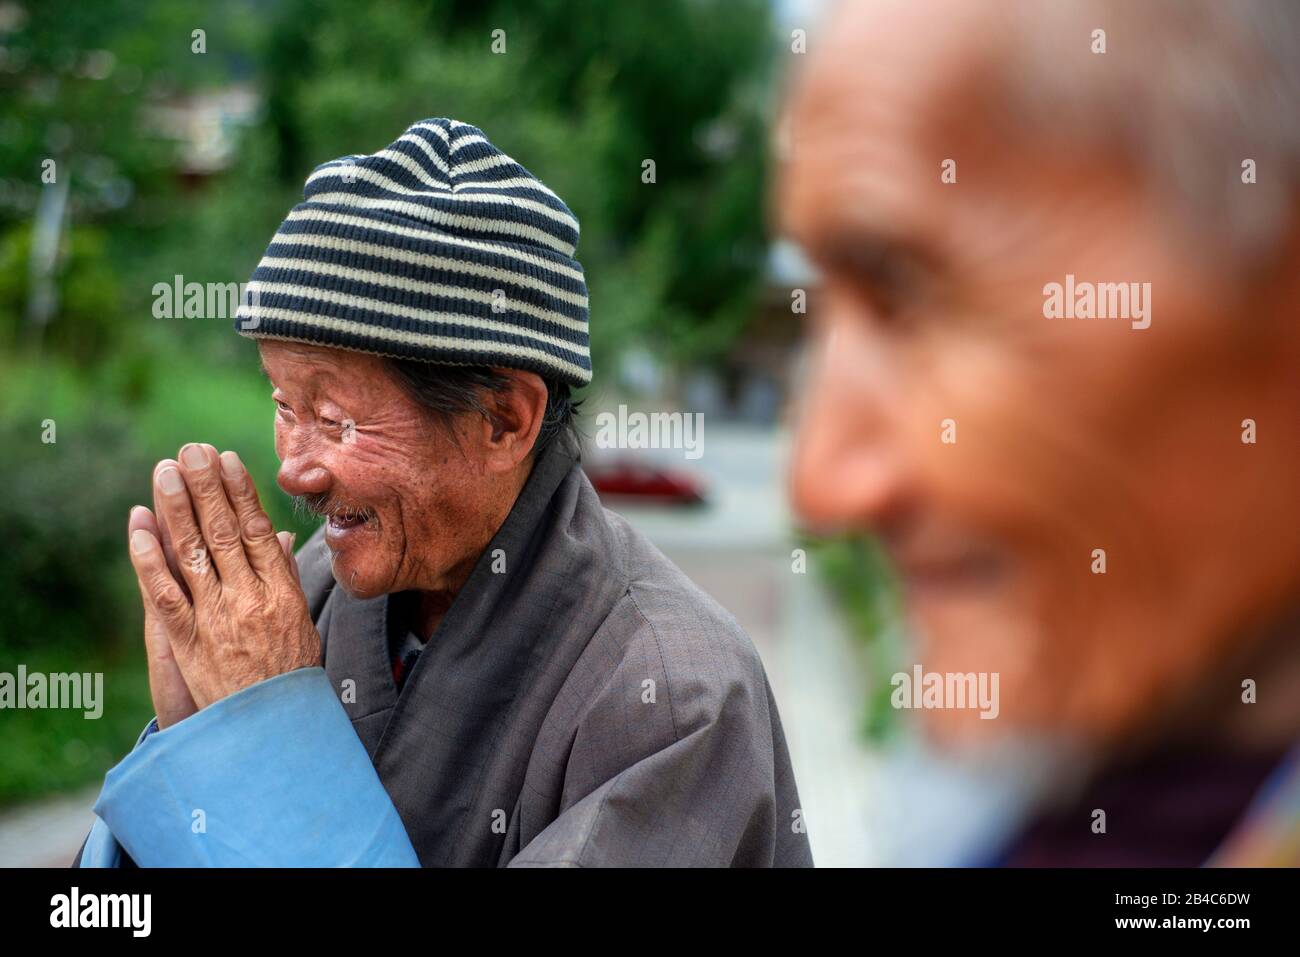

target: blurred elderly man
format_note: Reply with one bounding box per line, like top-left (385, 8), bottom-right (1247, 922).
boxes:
top-left (74, 118), bottom-right (812, 868)
top-left (781, 0), bottom-right (1300, 864)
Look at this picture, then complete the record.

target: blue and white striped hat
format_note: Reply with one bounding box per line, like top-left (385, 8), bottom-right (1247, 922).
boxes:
top-left (234, 118), bottom-right (591, 386)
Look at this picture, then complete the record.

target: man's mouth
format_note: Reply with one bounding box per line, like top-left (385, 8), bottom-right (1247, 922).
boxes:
top-left (897, 554), bottom-right (1004, 596)
top-left (882, 526), bottom-right (1010, 598)
top-left (294, 493), bottom-right (377, 540)
top-left (324, 506), bottom-right (378, 547)
top-left (328, 508), bottom-right (371, 531)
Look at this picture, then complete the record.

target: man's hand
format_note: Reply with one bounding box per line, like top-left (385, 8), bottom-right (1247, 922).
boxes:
top-left (128, 503), bottom-right (198, 729)
top-left (127, 443), bottom-right (320, 717)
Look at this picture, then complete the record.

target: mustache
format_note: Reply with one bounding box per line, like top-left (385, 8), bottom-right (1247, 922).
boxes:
top-left (291, 492), bottom-right (377, 524)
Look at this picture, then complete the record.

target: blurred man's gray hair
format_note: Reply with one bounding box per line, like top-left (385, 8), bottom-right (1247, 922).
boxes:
top-left (989, 0), bottom-right (1300, 273)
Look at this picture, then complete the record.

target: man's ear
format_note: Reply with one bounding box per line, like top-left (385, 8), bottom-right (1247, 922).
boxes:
top-left (479, 369), bottom-right (548, 473)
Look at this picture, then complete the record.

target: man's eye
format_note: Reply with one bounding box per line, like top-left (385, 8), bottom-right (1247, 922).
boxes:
top-left (827, 274), bottom-right (904, 324)
top-left (855, 267), bottom-right (919, 320)
top-left (274, 399), bottom-right (293, 414)
top-left (822, 244), bottom-right (939, 324)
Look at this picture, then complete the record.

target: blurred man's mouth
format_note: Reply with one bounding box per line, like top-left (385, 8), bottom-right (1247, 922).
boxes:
top-left (896, 554), bottom-right (1004, 597)
top-left (885, 528), bottom-right (1008, 598)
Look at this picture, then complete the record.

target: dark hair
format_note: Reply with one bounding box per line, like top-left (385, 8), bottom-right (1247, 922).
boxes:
top-left (384, 358), bottom-right (579, 459)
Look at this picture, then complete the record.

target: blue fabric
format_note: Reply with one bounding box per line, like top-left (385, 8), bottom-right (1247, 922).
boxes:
top-left (79, 667), bottom-right (419, 867)
top-left (77, 716), bottom-right (159, 868)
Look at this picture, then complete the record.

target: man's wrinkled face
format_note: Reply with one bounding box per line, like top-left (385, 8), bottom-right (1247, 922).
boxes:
top-left (258, 340), bottom-right (493, 600)
top-left (781, 0), bottom-right (1300, 743)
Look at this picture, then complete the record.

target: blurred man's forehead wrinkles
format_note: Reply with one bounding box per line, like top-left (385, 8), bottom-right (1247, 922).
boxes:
top-left (802, 0), bottom-right (1000, 104)
top-left (781, 132), bottom-right (941, 267)
top-left (792, 0), bottom-right (1012, 163)
top-left (782, 62), bottom-right (956, 248)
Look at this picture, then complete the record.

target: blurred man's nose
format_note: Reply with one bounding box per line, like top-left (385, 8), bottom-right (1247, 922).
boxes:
top-left (789, 308), bottom-right (906, 533)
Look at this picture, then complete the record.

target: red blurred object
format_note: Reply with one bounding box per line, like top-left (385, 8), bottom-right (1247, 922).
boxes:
top-left (584, 459), bottom-right (708, 506)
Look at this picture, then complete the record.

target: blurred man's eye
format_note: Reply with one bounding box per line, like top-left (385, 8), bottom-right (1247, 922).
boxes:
top-left (830, 265), bottom-right (920, 326)
top-left (815, 237), bottom-right (939, 325)
top-left (851, 273), bottom-right (909, 321)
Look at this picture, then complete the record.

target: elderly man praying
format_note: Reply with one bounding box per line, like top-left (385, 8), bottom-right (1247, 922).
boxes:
top-left (74, 118), bottom-right (812, 868)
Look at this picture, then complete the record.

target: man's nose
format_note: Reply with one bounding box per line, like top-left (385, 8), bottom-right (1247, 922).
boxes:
top-left (788, 313), bottom-right (906, 533)
top-left (276, 439), bottom-right (332, 498)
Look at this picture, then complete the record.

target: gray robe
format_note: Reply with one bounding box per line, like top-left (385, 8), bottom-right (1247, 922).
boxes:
top-left (306, 431), bottom-right (813, 867)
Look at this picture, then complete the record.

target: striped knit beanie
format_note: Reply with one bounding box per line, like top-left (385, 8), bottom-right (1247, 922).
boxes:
top-left (234, 118), bottom-right (591, 386)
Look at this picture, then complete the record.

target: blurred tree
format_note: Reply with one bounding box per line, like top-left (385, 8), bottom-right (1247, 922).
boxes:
top-left (1, 0), bottom-right (774, 374)
top-left (255, 0), bottom-right (775, 373)
top-left (0, 0), bottom-right (265, 368)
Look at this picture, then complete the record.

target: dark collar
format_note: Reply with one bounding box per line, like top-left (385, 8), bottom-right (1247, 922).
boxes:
top-left (320, 430), bottom-right (624, 865)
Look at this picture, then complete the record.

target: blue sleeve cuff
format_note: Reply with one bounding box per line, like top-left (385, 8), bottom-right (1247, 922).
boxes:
top-left (78, 716), bottom-right (158, 867)
top-left (89, 667), bottom-right (419, 867)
